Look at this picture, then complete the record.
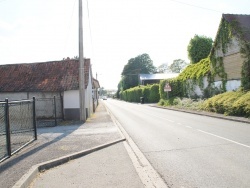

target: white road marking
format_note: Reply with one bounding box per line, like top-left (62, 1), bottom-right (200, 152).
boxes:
top-left (165, 119), bottom-right (175, 123)
top-left (198, 130), bottom-right (250, 149)
top-left (185, 126), bottom-right (192, 129)
top-left (142, 112), bottom-right (175, 123)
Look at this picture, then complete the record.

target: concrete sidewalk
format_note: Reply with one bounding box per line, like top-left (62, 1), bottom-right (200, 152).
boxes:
top-left (29, 142), bottom-right (144, 188)
top-left (0, 100), bottom-right (143, 188)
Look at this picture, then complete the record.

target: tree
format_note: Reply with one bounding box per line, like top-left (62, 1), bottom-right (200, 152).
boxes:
top-left (187, 35), bottom-right (213, 64)
top-left (99, 87), bottom-right (107, 96)
top-left (120, 53), bottom-right (156, 90)
top-left (169, 59), bottom-right (188, 73)
top-left (156, 63), bottom-right (169, 73)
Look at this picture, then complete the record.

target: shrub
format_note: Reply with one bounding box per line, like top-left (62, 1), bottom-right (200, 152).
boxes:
top-left (231, 91), bottom-right (250, 117)
top-left (223, 92), bottom-right (244, 116)
top-left (173, 97), bottom-right (181, 105)
top-left (120, 84), bottom-right (160, 103)
top-left (158, 99), bottom-right (172, 106)
top-left (171, 97), bottom-right (204, 111)
top-left (158, 99), bottom-right (166, 106)
top-left (202, 91), bottom-right (250, 117)
top-left (214, 92), bottom-right (232, 114)
top-left (142, 86), bottom-right (150, 103)
top-left (148, 84), bottom-right (160, 103)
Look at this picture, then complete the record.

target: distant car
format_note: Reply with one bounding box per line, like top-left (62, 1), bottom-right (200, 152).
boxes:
top-left (102, 96), bottom-right (107, 100)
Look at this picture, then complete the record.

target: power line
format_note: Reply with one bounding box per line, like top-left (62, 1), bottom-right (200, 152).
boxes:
top-left (63, 0), bottom-right (77, 56)
top-left (168, 0), bottom-right (222, 13)
top-left (86, 0), bottom-right (94, 58)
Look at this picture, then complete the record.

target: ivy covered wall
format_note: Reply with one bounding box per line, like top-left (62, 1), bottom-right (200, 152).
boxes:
top-left (210, 14), bottom-right (250, 91)
top-left (159, 58), bottom-right (211, 100)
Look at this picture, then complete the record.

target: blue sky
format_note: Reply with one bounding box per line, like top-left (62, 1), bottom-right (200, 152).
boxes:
top-left (0, 0), bottom-right (250, 89)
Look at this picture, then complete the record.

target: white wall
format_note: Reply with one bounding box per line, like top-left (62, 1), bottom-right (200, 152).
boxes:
top-left (226, 80), bottom-right (241, 91)
top-left (193, 77), bottom-right (209, 96)
top-left (187, 77), bottom-right (241, 98)
top-left (214, 81), bottom-right (222, 89)
top-left (64, 90), bottom-right (79, 108)
top-left (0, 92), bottom-right (61, 101)
top-left (213, 80), bottom-right (241, 91)
top-left (29, 92), bottom-right (60, 99)
top-left (63, 85), bottom-right (93, 119)
top-left (57, 70), bottom-right (95, 119)
top-left (64, 85), bottom-right (93, 111)
top-left (0, 92), bottom-right (63, 119)
top-left (0, 92), bottom-right (28, 101)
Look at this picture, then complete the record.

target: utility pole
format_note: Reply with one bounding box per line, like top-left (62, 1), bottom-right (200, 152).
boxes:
top-left (79, 0), bottom-right (86, 122)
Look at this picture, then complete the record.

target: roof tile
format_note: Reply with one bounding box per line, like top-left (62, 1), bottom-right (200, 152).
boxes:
top-left (0, 59), bottom-right (91, 92)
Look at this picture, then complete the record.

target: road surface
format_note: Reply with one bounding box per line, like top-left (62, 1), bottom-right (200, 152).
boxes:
top-left (104, 99), bottom-right (250, 188)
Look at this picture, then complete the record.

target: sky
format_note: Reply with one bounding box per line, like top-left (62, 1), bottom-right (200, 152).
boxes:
top-left (0, 0), bottom-right (250, 90)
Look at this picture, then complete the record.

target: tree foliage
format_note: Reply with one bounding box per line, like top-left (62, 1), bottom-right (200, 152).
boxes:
top-left (156, 63), bottom-right (168, 73)
top-left (120, 53), bottom-right (156, 90)
top-left (120, 84), bottom-right (160, 103)
top-left (169, 59), bottom-right (188, 73)
top-left (187, 35), bottom-right (213, 64)
top-left (99, 87), bottom-right (107, 96)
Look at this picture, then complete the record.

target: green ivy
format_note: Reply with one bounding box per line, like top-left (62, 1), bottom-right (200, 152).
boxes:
top-left (209, 18), bottom-right (233, 92)
top-left (213, 19), bottom-right (233, 54)
top-left (159, 58), bottom-right (210, 100)
top-left (210, 17), bottom-right (250, 91)
top-left (210, 56), bottom-right (227, 92)
top-left (240, 42), bottom-right (250, 91)
top-left (178, 58), bottom-right (210, 88)
top-left (159, 79), bottom-right (185, 100)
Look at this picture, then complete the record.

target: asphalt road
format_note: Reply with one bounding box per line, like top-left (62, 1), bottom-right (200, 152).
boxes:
top-left (104, 99), bottom-right (250, 188)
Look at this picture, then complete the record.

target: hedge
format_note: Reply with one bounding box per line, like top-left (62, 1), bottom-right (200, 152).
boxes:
top-left (120, 84), bottom-right (160, 103)
top-left (159, 79), bottom-right (185, 100)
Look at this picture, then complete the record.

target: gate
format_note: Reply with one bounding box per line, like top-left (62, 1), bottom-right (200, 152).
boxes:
top-left (0, 97), bottom-right (37, 162)
top-left (36, 96), bottom-right (62, 127)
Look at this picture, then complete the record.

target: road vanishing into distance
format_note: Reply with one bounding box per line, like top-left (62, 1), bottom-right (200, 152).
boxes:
top-left (104, 99), bottom-right (250, 188)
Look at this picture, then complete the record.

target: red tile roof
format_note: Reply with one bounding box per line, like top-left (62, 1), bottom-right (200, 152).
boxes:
top-left (0, 59), bottom-right (91, 92)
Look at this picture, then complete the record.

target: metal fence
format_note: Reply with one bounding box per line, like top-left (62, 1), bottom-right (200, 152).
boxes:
top-left (36, 96), bottom-right (62, 127)
top-left (0, 97), bottom-right (37, 162)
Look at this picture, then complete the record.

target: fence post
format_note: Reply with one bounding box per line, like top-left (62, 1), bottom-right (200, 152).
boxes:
top-left (33, 97), bottom-right (37, 140)
top-left (54, 96), bottom-right (57, 126)
top-left (5, 98), bottom-right (11, 157)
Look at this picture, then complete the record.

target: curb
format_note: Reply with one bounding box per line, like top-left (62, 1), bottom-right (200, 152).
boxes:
top-left (13, 138), bottom-right (126, 188)
top-left (151, 105), bottom-right (250, 124)
top-left (105, 104), bottom-right (168, 187)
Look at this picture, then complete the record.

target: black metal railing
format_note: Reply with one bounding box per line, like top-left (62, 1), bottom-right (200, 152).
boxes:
top-left (0, 97), bottom-right (37, 162)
